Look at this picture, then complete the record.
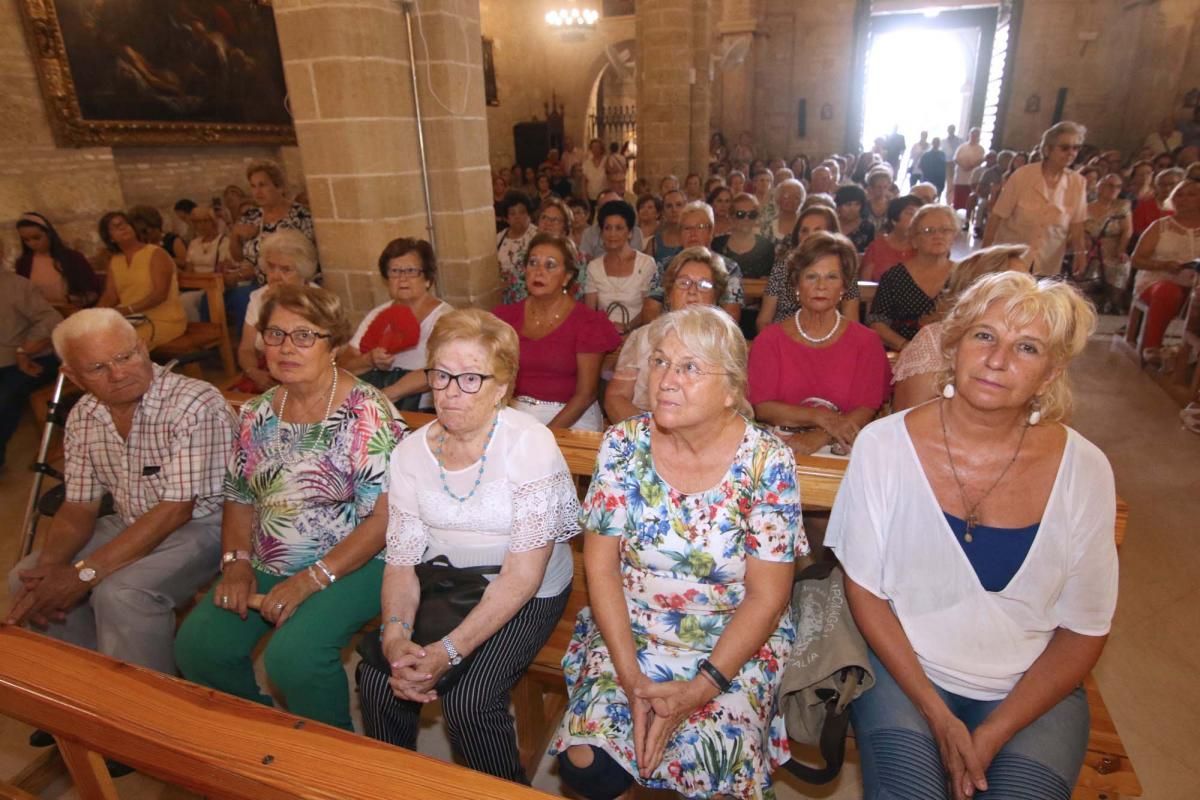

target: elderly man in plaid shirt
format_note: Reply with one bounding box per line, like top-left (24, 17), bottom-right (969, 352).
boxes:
top-left (7, 308), bottom-right (235, 675)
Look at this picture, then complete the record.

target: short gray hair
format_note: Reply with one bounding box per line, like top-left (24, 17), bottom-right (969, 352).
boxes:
top-left (644, 305), bottom-right (751, 417)
top-left (680, 200), bottom-right (715, 226)
top-left (1039, 121), bottom-right (1087, 155)
top-left (260, 229), bottom-right (318, 280)
top-left (52, 308), bottom-right (135, 360)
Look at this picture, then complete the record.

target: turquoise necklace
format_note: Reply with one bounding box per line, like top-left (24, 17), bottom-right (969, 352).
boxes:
top-left (434, 412), bottom-right (499, 503)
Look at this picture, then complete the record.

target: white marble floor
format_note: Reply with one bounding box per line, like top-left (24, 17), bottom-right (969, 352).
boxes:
top-left (1, 332), bottom-right (1197, 798)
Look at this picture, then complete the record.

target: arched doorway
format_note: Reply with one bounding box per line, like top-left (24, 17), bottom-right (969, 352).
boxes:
top-left (586, 40), bottom-right (636, 151)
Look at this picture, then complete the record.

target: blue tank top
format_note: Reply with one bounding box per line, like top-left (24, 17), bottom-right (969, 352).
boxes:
top-left (943, 512), bottom-right (1039, 593)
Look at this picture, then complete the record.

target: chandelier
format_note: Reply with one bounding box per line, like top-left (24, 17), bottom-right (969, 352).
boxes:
top-left (544, 7), bottom-right (599, 28)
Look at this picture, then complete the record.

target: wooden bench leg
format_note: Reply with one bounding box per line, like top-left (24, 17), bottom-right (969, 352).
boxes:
top-left (8, 747), bottom-right (68, 795)
top-left (514, 675), bottom-right (569, 780)
top-left (54, 737), bottom-right (118, 800)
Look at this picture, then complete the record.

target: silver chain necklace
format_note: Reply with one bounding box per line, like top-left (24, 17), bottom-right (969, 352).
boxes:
top-left (938, 398), bottom-right (1027, 542)
top-left (794, 308), bottom-right (842, 345)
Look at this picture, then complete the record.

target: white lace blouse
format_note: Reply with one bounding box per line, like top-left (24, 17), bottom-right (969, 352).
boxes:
top-left (384, 407), bottom-right (580, 597)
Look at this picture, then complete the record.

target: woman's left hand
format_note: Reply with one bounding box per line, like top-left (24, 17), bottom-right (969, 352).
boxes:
top-left (963, 721), bottom-right (1007, 797)
top-left (633, 678), bottom-right (716, 778)
top-left (259, 571), bottom-right (319, 627)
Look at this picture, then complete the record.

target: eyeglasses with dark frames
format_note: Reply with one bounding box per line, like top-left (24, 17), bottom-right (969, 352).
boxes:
top-left (424, 369), bottom-right (494, 394)
top-left (262, 327), bottom-right (333, 348)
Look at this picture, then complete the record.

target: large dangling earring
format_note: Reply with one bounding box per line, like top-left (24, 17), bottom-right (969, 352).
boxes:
top-left (1028, 396), bottom-right (1042, 426)
top-left (942, 383), bottom-right (956, 400)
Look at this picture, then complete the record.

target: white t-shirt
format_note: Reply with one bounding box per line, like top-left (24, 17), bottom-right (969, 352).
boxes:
top-left (384, 407), bottom-right (580, 597)
top-left (586, 251), bottom-right (657, 327)
top-left (826, 411), bottom-right (1118, 701)
top-left (185, 235), bottom-right (231, 273)
top-left (953, 143), bottom-right (986, 186)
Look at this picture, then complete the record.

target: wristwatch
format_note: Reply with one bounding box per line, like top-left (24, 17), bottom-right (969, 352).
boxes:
top-left (220, 550), bottom-right (252, 571)
top-left (441, 636), bottom-right (463, 666)
top-left (74, 559), bottom-right (97, 584)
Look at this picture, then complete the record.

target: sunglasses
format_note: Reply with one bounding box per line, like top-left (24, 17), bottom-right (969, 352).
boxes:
top-left (733, 210), bottom-right (760, 220)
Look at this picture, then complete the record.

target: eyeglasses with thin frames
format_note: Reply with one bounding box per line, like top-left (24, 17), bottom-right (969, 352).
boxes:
top-left (424, 369), bottom-right (494, 394)
top-left (647, 355), bottom-right (729, 382)
top-left (674, 277), bottom-right (715, 293)
top-left (262, 327), bottom-right (333, 348)
top-left (918, 226), bottom-right (958, 237)
top-left (79, 346), bottom-right (143, 379)
top-left (387, 267), bottom-right (423, 279)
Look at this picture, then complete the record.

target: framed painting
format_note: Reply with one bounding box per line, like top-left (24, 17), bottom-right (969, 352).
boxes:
top-left (18, 0), bottom-right (296, 146)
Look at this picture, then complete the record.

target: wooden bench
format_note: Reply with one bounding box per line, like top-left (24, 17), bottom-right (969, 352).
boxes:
top-left (154, 272), bottom-right (237, 379)
top-left (0, 627), bottom-right (551, 800)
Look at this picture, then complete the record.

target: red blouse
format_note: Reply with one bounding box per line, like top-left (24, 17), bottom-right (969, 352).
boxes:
top-left (493, 301), bottom-right (621, 403)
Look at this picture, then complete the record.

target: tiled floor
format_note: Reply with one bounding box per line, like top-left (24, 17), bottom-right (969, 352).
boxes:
top-left (1, 332), bottom-right (1197, 798)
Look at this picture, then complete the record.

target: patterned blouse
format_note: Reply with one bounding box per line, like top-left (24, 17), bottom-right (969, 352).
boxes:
top-left (224, 381), bottom-right (408, 576)
top-left (238, 203), bottom-right (316, 274)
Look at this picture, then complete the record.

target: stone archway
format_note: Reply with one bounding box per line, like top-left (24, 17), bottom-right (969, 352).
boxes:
top-left (584, 40), bottom-right (636, 149)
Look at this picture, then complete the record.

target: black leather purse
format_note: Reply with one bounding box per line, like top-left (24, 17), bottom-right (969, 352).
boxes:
top-left (358, 556), bottom-right (500, 695)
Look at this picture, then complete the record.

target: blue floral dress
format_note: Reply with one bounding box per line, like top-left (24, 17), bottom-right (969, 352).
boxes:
top-left (550, 415), bottom-right (806, 799)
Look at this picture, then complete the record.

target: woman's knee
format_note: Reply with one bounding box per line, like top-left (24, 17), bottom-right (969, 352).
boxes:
top-left (556, 746), bottom-right (634, 800)
top-left (263, 631), bottom-right (336, 693)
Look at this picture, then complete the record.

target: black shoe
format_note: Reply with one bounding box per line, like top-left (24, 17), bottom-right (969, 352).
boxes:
top-left (106, 759), bottom-right (135, 778)
top-left (28, 729), bottom-right (54, 748)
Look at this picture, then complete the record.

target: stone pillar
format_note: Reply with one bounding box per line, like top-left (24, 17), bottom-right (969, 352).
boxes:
top-left (715, 0), bottom-right (764, 154)
top-left (636, 0), bottom-right (712, 184)
top-left (273, 0), bottom-right (496, 315)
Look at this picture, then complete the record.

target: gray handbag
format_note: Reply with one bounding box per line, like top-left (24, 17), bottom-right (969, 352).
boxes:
top-left (778, 561), bottom-right (875, 784)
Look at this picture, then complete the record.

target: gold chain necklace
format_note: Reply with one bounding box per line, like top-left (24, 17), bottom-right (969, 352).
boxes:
top-left (938, 399), bottom-right (1028, 542)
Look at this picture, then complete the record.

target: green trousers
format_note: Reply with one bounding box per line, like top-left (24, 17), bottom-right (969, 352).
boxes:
top-left (175, 559), bottom-right (383, 730)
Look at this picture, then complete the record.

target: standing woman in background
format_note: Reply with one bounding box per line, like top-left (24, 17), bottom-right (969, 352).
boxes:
top-left (14, 212), bottom-right (100, 308)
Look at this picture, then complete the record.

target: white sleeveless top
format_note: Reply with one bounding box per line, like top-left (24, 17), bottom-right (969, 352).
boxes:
top-left (1136, 217), bottom-right (1199, 295)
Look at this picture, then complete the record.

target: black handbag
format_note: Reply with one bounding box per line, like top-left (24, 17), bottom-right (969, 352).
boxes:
top-left (357, 556), bottom-right (500, 695)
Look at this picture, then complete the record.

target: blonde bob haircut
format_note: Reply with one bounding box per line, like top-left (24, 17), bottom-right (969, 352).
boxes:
top-left (938, 271), bottom-right (1096, 425)
top-left (944, 244), bottom-right (1030, 300)
top-left (257, 284), bottom-right (352, 348)
top-left (426, 309), bottom-right (520, 402)
top-left (662, 246), bottom-right (730, 306)
top-left (644, 305), bottom-right (752, 417)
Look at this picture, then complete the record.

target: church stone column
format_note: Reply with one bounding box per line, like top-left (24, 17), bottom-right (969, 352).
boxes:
top-left (636, 0), bottom-right (712, 184)
top-left (715, 0), bottom-right (764, 150)
top-left (273, 0), bottom-right (496, 313)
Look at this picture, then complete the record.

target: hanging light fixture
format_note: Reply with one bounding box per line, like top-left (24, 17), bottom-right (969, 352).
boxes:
top-left (545, 6), bottom-right (599, 29)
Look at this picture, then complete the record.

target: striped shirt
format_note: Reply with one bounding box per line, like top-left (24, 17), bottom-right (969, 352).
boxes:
top-left (64, 366), bottom-right (236, 524)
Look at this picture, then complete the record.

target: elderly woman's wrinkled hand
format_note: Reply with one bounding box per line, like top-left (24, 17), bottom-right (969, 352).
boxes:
top-left (385, 638), bottom-right (441, 703)
top-left (368, 347), bottom-right (394, 371)
top-left (259, 571), bottom-right (318, 628)
top-left (817, 410), bottom-right (860, 448)
top-left (214, 561), bottom-right (255, 620)
top-left (633, 678), bottom-right (717, 778)
top-left (783, 429), bottom-right (830, 456)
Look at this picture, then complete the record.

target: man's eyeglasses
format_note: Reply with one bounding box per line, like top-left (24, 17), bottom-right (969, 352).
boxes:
top-left (262, 327), bottom-right (332, 348)
top-left (387, 267), bottom-right (423, 279)
top-left (79, 346), bottom-right (142, 379)
top-left (424, 369), bottom-right (494, 394)
top-left (674, 277), bottom-right (715, 293)
top-left (733, 210), bottom-right (760, 220)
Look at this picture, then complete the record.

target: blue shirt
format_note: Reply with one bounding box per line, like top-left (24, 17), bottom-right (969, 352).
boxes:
top-left (943, 512), bottom-right (1039, 593)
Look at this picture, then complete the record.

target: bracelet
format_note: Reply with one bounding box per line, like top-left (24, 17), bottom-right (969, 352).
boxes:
top-left (379, 616), bottom-right (412, 640)
top-left (696, 658), bottom-right (732, 693)
top-left (306, 565), bottom-right (327, 591)
top-left (314, 559), bottom-right (336, 584)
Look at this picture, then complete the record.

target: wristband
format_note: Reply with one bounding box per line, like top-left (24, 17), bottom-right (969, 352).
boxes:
top-left (697, 658), bottom-right (732, 693)
top-left (306, 565), bottom-right (327, 591)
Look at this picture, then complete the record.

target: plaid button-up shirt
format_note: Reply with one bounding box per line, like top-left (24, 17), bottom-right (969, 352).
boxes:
top-left (64, 366), bottom-right (236, 524)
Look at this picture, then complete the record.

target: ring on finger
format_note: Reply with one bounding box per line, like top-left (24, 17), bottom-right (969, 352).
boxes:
top-left (274, 602), bottom-right (283, 610)
top-left (221, 595), bottom-right (229, 605)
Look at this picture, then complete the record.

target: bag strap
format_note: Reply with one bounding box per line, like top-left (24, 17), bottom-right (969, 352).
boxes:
top-left (781, 667), bottom-right (863, 785)
top-left (419, 554), bottom-right (501, 578)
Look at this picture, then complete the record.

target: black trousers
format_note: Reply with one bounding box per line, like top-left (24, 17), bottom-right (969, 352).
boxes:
top-left (356, 585), bottom-right (570, 784)
top-left (0, 356), bottom-right (57, 468)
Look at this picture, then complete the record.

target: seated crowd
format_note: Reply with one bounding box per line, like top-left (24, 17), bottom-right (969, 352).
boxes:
top-left (1, 114), bottom-right (1189, 796)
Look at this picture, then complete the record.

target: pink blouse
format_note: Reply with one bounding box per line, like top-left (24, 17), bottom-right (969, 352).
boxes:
top-left (493, 302), bottom-right (621, 403)
top-left (747, 321), bottom-right (892, 413)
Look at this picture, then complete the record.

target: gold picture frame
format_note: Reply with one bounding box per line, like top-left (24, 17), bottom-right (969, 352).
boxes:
top-left (18, 0), bottom-right (296, 147)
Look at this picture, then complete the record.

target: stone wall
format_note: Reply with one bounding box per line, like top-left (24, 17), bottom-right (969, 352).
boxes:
top-left (0, 0), bottom-right (301, 263)
top-left (479, 0), bottom-right (635, 170)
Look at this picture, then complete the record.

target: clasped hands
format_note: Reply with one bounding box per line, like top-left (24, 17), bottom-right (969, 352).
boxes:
top-left (625, 672), bottom-right (717, 779)
top-left (212, 561), bottom-right (318, 627)
top-left (928, 706), bottom-right (1008, 800)
top-left (383, 635), bottom-right (452, 703)
top-left (6, 560), bottom-right (93, 627)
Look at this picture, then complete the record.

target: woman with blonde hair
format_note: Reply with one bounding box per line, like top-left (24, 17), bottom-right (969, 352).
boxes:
top-left (868, 203), bottom-right (958, 350)
top-left (892, 244), bottom-right (1031, 410)
top-left (829, 271), bottom-right (1115, 800)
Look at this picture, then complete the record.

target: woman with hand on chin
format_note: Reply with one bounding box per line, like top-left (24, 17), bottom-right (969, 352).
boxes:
top-left (175, 284), bottom-right (407, 730)
top-left (828, 272), bottom-right (1116, 800)
top-left (358, 309), bottom-right (579, 783)
top-left (494, 233), bottom-right (620, 430)
top-left (553, 306), bottom-right (804, 800)
top-left (749, 232), bottom-right (891, 456)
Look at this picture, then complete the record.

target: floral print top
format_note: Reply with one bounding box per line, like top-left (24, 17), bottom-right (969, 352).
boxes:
top-left (497, 225), bottom-right (538, 305)
top-left (224, 381), bottom-right (408, 576)
top-left (551, 414), bottom-right (807, 799)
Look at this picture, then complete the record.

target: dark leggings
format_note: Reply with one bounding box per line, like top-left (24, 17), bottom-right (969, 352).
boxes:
top-left (556, 746), bottom-right (636, 800)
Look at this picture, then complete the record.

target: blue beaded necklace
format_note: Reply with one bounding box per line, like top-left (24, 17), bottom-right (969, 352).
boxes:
top-left (434, 411), bottom-right (500, 503)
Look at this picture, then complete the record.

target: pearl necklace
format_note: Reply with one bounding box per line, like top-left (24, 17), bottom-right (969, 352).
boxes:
top-left (435, 412), bottom-right (499, 503)
top-left (278, 367), bottom-right (339, 427)
top-left (794, 309), bottom-right (842, 345)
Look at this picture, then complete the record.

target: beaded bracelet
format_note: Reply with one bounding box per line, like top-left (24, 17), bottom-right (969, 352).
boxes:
top-left (697, 658), bottom-right (732, 693)
top-left (379, 616), bottom-right (413, 640)
top-left (314, 559), bottom-right (337, 584)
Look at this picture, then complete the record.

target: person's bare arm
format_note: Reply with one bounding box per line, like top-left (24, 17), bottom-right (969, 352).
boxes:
top-left (548, 352), bottom-right (603, 429)
top-left (604, 374), bottom-right (641, 423)
top-left (96, 268), bottom-right (119, 308)
top-left (893, 371), bottom-right (940, 411)
top-left (122, 247), bottom-right (176, 312)
top-left (27, 500), bottom-right (102, 567)
top-left (1117, 214), bottom-right (1132, 256)
top-left (1131, 222), bottom-right (1181, 272)
top-left (584, 532), bottom-right (642, 685)
top-left (85, 500), bottom-right (196, 578)
top-left (872, 321), bottom-right (910, 351)
top-left (384, 370), bottom-right (430, 404)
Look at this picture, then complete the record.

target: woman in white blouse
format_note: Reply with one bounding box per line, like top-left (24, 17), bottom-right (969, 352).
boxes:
top-left (828, 272), bottom-right (1117, 800)
top-left (585, 200), bottom-right (657, 333)
top-left (357, 308), bottom-right (580, 784)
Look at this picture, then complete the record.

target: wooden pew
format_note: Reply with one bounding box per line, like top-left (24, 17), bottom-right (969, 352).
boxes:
top-left (0, 627), bottom-right (551, 800)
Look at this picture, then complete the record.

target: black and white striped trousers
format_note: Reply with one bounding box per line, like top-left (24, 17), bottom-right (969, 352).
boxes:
top-left (356, 585), bottom-right (570, 784)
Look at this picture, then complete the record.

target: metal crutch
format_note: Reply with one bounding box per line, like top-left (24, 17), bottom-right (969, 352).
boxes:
top-left (18, 371), bottom-right (70, 559)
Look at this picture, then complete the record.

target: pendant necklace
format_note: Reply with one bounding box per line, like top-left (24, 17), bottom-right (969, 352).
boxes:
top-left (938, 398), bottom-right (1027, 542)
top-left (795, 308), bottom-right (842, 345)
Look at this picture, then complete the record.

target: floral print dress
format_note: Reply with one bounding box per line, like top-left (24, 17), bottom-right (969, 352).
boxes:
top-left (224, 381), bottom-right (408, 576)
top-left (551, 415), bottom-right (806, 799)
